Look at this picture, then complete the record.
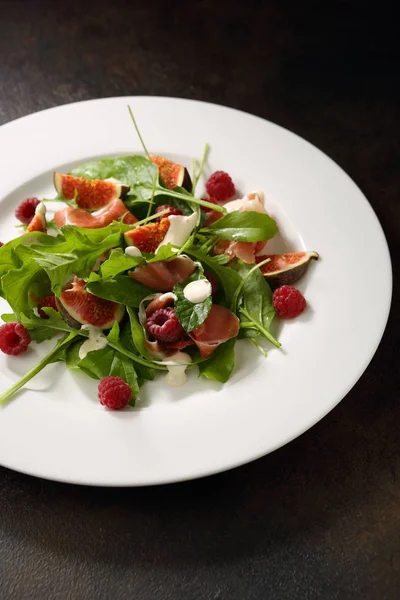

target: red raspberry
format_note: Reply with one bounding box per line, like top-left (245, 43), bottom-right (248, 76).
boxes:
top-left (205, 171), bottom-right (235, 203)
top-left (0, 242), bottom-right (4, 248)
top-left (205, 272), bottom-right (219, 296)
top-left (146, 307), bottom-right (184, 343)
top-left (155, 204), bottom-right (183, 221)
top-left (0, 322), bottom-right (31, 356)
top-left (272, 285), bottom-right (306, 319)
top-left (98, 376), bottom-right (132, 410)
top-left (37, 295), bottom-right (58, 319)
top-left (15, 197), bottom-right (40, 224)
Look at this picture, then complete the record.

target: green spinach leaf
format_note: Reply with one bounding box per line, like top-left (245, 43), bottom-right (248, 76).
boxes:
top-left (198, 338), bottom-right (236, 383)
top-left (173, 270), bottom-right (212, 332)
top-left (86, 276), bottom-right (152, 307)
top-left (204, 211), bottom-right (278, 242)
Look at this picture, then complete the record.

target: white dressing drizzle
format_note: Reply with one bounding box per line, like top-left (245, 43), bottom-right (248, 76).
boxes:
top-left (183, 279), bottom-right (212, 304)
top-left (79, 325), bottom-right (108, 360)
top-left (125, 246), bottom-right (142, 258)
top-left (162, 352), bottom-right (192, 387)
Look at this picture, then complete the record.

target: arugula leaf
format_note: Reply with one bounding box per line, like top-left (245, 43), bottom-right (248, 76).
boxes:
top-left (198, 338), bottom-right (236, 383)
top-left (18, 308), bottom-right (76, 342)
top-left (28, 227), bottom-right (122, 296)
top-left (126, 306), bottom-right (155, 361)
top-left (0, 332), bottom-right (79, 406)
top-left (0, 231), bottom-right (58, 286)
top-left (204, 211), bottom-right (278, 242)
top-left (71, 221), bottom-right (134, 243)
top-left (86, 276), bottom-right (152, 307)
top-left (120, 319), bottom-right (155, 383)
top-left (99, 248), bottom-right (143, 279)
top-left (1, 257), bottom-right (47, 318)
top-left (188, 248), bottom-right (241, 302)
top-left (104, 319), bottom-right (164, 371)
top-left (173, 270), bottom-right (212, 332)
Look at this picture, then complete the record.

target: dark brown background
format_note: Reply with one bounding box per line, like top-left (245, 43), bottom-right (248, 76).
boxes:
top-left (0, 1), bottom-right (399, 599)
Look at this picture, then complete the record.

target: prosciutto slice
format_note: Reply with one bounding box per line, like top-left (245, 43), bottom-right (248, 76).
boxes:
top-left (131, 256), bottom-right (196, 292)
top-left (54, 198), bottom-right (137, 229)
top-left (189, 304), bottom-right (239, 358)
top-left (213, 193), bottom-right (270, 264)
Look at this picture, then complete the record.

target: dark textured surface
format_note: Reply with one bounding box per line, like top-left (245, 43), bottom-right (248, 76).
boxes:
top-left (0, 1), bottom-right (399, 598)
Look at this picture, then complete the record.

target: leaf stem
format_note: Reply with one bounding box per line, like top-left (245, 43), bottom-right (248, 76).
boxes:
top-left (239, 307), bottom-right (281, 348)
top-left (231, 257), bottom-right (271, 312)
top-left (132, 208), bottom-right (169, 229)
top-left (0, 334), bottom-right (74, 406)
top-left (146, 171), bottom-right (158, 219)
top-left (158, 188), bottom-right (225, 213)
top-left (191, 143), bottom-right (209, 195)
top-left (128, 105), bottom-right (151, 159)
top-left (250, 338), bottom-right (268, 357)
top-left (106, 340), bottom-right (166, 370)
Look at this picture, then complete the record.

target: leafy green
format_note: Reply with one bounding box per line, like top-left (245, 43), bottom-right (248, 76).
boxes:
top-left (0, 231), bottom-right (58, 286)
top-left (1, 257), bottom-right (47, 318)
top-left (173, 270), bottom-right (212, 332)
top-left (70, 155), bottom-right (224, 214)
top-left (103, 320), bottom-right (164, 371)
top-left (0, 332), bottom-right (79, 406)
top-left (18, 308), bottom-right (76, 342)
top-left (119, 319), bottom-right (155, 383)
top-left (204, 211), bottom-right (278, 242)
top-left (78, 345), bottom-right (139, 404)
top-left (28, 226), bottom-right (122, 296)
top-left (198, 338), bottom-right (236, 383)
top-left (231, 261), bottom-right (280, 348)
top-left (86, 276), bottom-right (152, 307)
top-left (100, 248), bottom-right (143, 279)
top-left (187, 248), bottom-right (241, 302)
top-left (70, 155), bottom-right (159, 203)
top-left (145, 243), bottom-right (180, 263)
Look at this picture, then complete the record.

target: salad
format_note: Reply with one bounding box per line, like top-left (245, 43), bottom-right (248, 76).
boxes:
top-left (0, 110), bottom-right (318, 409)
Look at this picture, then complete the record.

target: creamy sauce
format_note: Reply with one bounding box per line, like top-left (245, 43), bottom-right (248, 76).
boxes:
top-left (158, 292), bottom-right (177, 303)
top-left (156, 212), bottom-right (197, 251)
top-left (183, 279), bottom-right (212, 304)
top-left (162, 351), bottom-right (192, 387)
top-left (36, 202), bottom-right (46, 217)
top-left (79, 325), bottom-right (108, 360)
top-left (125, 246), bottom-right (142, 258)
top-left (223, 191), bottom-right (265, 214)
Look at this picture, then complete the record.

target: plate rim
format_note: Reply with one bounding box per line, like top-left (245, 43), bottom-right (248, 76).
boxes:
top-left (0, 96), bottom-right (392, 486)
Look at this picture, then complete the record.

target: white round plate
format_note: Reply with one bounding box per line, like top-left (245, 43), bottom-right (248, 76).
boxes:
top-left (0, 97), bottom-right (392, 486)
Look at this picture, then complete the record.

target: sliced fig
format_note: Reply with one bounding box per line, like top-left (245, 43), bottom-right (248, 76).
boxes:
top-left (124, 218), bottom-right (170, 253)
top-left (27, 203), bottom-right (46, 233)
top-left (54, 173), bottom-right (130, 210)
top-left (57, 278), bottom-right (125, 329)
top-left (257, 251), bottom-right (319, 287)
top-left (149, 155), bottom-right (192, 191)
